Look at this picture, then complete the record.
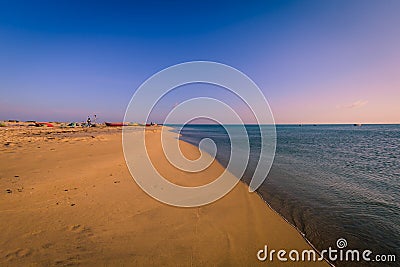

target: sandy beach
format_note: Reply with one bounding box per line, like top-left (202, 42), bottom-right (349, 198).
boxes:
top-left (0, 123), bottom-right (329, 266)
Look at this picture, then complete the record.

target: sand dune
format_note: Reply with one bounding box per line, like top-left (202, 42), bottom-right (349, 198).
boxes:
top-left (0, 125), bottom-right (329, 266)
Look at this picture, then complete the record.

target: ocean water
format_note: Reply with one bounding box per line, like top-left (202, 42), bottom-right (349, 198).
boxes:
top-left (172, 124), bottom-right (400, 267)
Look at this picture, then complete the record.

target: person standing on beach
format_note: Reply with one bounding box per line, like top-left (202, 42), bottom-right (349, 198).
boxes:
top-left (87, 116), bottom-right (91, 127)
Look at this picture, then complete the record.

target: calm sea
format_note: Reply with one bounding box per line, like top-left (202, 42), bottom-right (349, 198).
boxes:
top-left (172, 124), bottom-right (399, 267)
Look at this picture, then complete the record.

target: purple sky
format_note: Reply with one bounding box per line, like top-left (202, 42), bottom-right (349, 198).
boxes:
top-left (0, 0), bottom-right (399, 124)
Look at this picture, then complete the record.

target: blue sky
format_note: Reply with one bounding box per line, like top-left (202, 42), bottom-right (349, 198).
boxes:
top-left (1, 0), bottom-right (399, 123)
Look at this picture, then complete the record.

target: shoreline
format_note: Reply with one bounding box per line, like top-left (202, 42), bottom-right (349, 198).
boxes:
top-left (175, 126), bottom-right (334, 266)
top-left (252, 191), bottom-right (334, 266)
top-left (0, 124), bottom-right (330, 266)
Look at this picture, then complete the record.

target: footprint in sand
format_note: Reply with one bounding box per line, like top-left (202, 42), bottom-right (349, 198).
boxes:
top-left (5, 248), bottom-right (32, 261)
top-left (69, 224), bottom-right (82, 231)
top-left (54, 256), bottom-right (81, 266)
top-left (41, 243), bottom-right (53, 249)
top-left (67, 224), bottom-right (94, 237)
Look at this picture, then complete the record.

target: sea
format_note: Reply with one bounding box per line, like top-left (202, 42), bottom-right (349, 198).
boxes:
top-left (170, 124), bottom-right (399, 267)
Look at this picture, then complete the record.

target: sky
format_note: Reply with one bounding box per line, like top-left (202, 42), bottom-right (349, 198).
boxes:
top-left (0, 0), bottom-right (399, 124)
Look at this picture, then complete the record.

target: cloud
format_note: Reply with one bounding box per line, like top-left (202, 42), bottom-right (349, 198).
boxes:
top-left (337, 100), bottom-right (368, 109)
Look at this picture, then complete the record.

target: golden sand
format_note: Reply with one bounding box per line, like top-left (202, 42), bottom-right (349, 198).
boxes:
top-left (0, 124), bottom-right (329, 266)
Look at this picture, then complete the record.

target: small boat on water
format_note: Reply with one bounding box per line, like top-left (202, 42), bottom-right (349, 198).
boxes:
top-left (354, 123), bottom-right (362, 127)
top-left (105, 122), bottom-right (126, 127)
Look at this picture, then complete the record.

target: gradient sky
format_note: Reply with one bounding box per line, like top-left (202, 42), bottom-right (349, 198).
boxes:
top-left (0, 0), bottom-right (399, 124)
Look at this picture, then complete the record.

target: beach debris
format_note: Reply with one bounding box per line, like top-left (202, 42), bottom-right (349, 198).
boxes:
top-left (114, 181), bottom-right (120, 184)
top-left (35, 122), bottom-right (54, 127)
top-left (70, 203), bottom-right (75, 206)
top-left (5, 189), bottom-right (12, 193)
top-left (14, 175), bottom-right (19, 178)
top-left (105, 122), bottom-right (126, 127)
